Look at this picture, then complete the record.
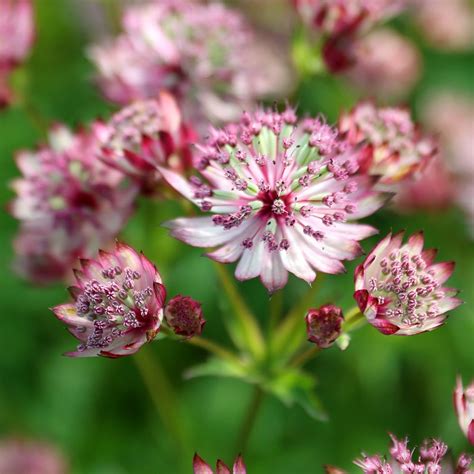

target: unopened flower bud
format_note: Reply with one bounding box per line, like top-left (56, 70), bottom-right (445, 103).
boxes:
top-left (305, 304), bottom-right (344, 349)
top-left (165, 295), bottom-right (205, 338)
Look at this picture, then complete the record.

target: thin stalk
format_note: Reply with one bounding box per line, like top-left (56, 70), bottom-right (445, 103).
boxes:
top-left (213, 263), bottom-right (265, 359)
top-left (133, 348), bottom-right (187, 454)
top-left (186, 336), bottom-right (243, 366)
top-left (234, 386), bottom-right (265, 453)
top-left (289, 345), bottom-right (320, 368)
top-left (342, 308), bottom-right (365, 333)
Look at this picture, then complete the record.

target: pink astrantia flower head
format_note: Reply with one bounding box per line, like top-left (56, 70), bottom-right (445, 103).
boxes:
top-left (306, 304), bottom-right (344, 348)
top-left (95, 92), bottom-right (195, 194)
top-left (89, 0), bottom-right (285, 125)
top-left (162, 106), bottom-right (387, 293)
top-left (193, 453), bottom-right (246, 474)
top-left (165, 295), bottom-right (205, 339)
top-left (454, 377), bottom-right (474, 446)
top-left (354, 434), bottom-right (472, 473)
top-left (354, 231), bottom-right (462, 335)
top-left (9, 124), bottom-right (137, 284)
top-left (339, 101), bottom-right (437, 186)
top-left (293, 0), bottom-right (407, 72)
top-left (0, 438), bottom-right (67, 474)
top-left (51, 242), bottom-right (166, 358)
top-left (0, 0), bottom-right (35, 107)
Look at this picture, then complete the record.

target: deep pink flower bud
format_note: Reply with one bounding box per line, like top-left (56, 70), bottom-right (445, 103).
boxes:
top-left (162, 106), bottom-right (387, 293)
top-left (306, 304), bottom-right (344, 348)
top-left (165, 295), bottom-right (205, 338)
top-left (51, 243), bottom-right (166, 358)
top-left (0, 438), bottom-right (67, 474)
top-left (354, 231), bottom-right (462, 336)
top-left (454, 377), bottom-right (474, 446)
top-left (193, 453), bottom-right (246, 474)
top-left (95, 92), bottom-right (196, 194)
top-left (339, 101), bottom-right (437, 186)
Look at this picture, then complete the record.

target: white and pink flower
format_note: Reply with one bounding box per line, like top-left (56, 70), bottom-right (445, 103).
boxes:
top-left (193, 453), bottom-right (246, 474)
top-left (454, 377), bottom-right (474, 446)
top-left (9, 124), bottom-right (137, 284)
top-left (354, 231), bottom-right (462, 335)
top-left (95, 92), bottom-right (196, 194)
top-left (162, 107), bottom-right (386, 293)
top-left (52, 243), bottom-right (166, 358)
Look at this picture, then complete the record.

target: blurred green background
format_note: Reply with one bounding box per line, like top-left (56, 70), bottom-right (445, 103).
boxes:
top-left (0, 1), bottom-right (473, 473)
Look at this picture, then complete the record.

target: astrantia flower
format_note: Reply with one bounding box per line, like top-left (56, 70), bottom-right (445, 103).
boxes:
top-left (353, 434), bottom-right (472, 473)
top-left (339, 101), bottom-right (437, 186)
top-left (306, 304), bottom-right (344, 348)
top-left (0, 438), bottom-right (67, 474)
top-left (193, 453), bottom-right (246, 474)
top-left (95, 92), bottom-right (195, 193)
top-left (162, 107), bottom-right (386, 293)
top-left (354, 231), bottom-right (462, 335)
top-left (293, 0), bottom-right (407, 72)
top-left (52, 243), bottom-right (166, 358)
top-left (9, 124), bottom-right (136, 284)
top-left (165, 295), bottom-right (205, 339)
top-left (454, 377), bottom-right (474, 446)
top-left (89, 0), bottom-right (287, 124)
top-left (0, 0), bottom-right (34, 107)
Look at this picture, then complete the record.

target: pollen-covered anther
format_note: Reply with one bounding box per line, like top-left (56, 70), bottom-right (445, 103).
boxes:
top-left (272, 199), bottom-right (287, 215)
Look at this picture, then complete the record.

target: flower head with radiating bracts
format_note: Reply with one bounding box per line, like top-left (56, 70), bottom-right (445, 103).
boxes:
top-left (52, 243), bottom-right (166, 358)
top-left (162, 106), bottom-right (386, 293)
top-left (306, 304), bottom-right (344, 348)
top-left (193, 453), bottom-right (246, 474)
top-left (95, 92), bottom-right (195, 194)
top-left (354, 231), bottom-right (462, 336)
top-left (339, 101), bottom-right (437, 186)
top-left (454, 377), bottom-right (474, 446)
top-left (0, 0), bottom-right (35, 106)
top-left (293, 0), bottom-right (407, 72)
top-left (9, 124), bottom-right (137, 284)
top-left (89, 0), bottom-right (286, 125)
top-left (353, 434), bottom-right (472, 473)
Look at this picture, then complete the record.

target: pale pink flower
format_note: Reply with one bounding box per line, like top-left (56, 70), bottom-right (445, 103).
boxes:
top-left (354, 231), bottom-right (462, 335)
top-left (51, 242), bottom-right (166, 358)
top-left (0, 438), bottom-right (67, 474)
top-left (354, 434), bottom-right (472, 473)
top-left (414, 0), bottom-right (474, 51)
top-left (346, 28), bottom-right (422, 100)
top-left (306, 304), bottom-right (344, 348)
top-left (293, 0), bottom-right (407, 72)
top-left (193, 453), bottom-right (246, 474)
top-left (95, 92), bottom-right (196, 193)
top-left (454, 377), bottom-right (474, 446)
top-left (339, 101), bottom-right (437, 186)
top-left (162, 107), bottom-right (386, 293)
top-left (9, 124), bottom-right (137, 284)
top-left (0, 0), bottom-right (34, 106)
top-left (89, 0), bottom-right (288, 124)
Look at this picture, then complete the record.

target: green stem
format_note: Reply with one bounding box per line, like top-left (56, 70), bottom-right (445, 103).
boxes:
top-left (235, 386), bottom-right (265, 453)
top-left (213, 263), bottom-right (265, 359)
top-left (342, 307), bottom-right (366, 333)
top-left (133, 347), bottom-right (187, 454)
top-left (186, 336), bottom-right (243, 366)
top-left (289, 345), bottom-right (320, 368)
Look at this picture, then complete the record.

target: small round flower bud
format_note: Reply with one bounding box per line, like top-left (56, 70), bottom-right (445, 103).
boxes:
top-left (305, 304), bottom-right (344, 349)
top-left (165, 295), bottom-right (205, 339)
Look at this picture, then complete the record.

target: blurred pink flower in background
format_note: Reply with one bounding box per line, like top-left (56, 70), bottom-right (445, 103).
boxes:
top-left (0, 438), bottom-right (67, 474)
top-left (0, 0), bottom-right (34, 107)
top-left (9, 124), bottom-right (137, 284)
top-left (414, 0), bottom-right (474, 51)
top-left (89, 0), bottom-right (291, 125)
top-left (354, 434), bottom-right (472, 473)
top-left (346, 28), bottom-right (422, 100)
top-left (193, 453), bottom-right (246, 474)
top-left (339, 101), bottom-right (437, 187)
top-left (454, 377), bottom-right (474, 446)
top-left (52, 242), bottom-right (166, 358)
top-left (293, 0), bottom-right (407, 72)
top-left (95, 92), bottom-right (196, 194)
top-left (162, 106), bottom-right (386, 293)
top-left (354, 231), bottom-right (462, 335)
